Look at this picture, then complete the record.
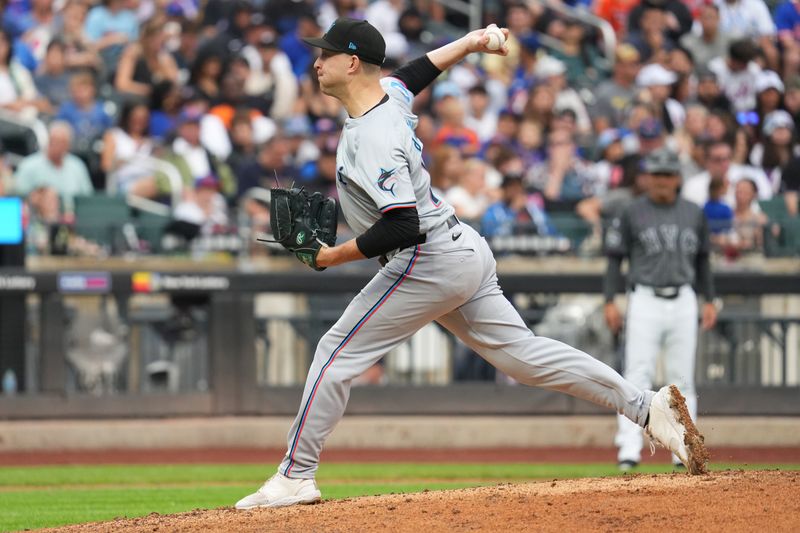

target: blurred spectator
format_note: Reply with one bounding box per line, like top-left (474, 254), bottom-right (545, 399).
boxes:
top-left (148, 81), bottom-right (183, 141)
top-left (592, 128), bottom-right (627, 189)
top-left (56, 70), bottom-right (113, 142)
top-left (536, 55), bottom-right (592, 136)
top-left (283, 114), bottom-right (319, 179)
top-left (749, 110), bottom-right (800, 191)
top-left (775, 0), bottom-right (800, 79)
top-left (694, 69), bottom-right (732, 113)
top-left (577, 154), bottom-right (647, 236)
top-left (779, 155), bottom-right (800, 216)
top-left (100, 101), bottom-right (157, 197)
top-left (549, 19), bottom-right (605, 89)
top-left (115, 18), bottom-right (179, 98)
top-left (243, 33), bottom-right (299, 120)
top-left (703, 177), bottom-right (734, 238)
top-left (162, 106), bottom-right (236, 200)
top-left (506, 34), bottom-right (541, 114)
top-left (680, 3), bottom-right (731, 71)
top-left (84, 0), bottom-right (139, 68)
top-left (523, 83), bottom-right (556, 130)
top-left (58, 0), bottom-right (100, 72)
top-left (514, 119), bottom-right (546, 169)
top-left (754, 71), bottom-right (785, 125)
top-left (34, 38), bottom-right (70, 108)
top-left (14, 121), bottom-right (93, 216)
top-left (173, 18), bottom-right (201, 77)
top-left (10, 0), bottom-right (57, 63)
top-left (784, 76), bottom-right (800, 127)
top-left (596, 0), bottom-right (638, 35)
top-left (364, 0), bottom-right (408, 60)
top-left (189, 50), bottom-right (224, 102)
top-left (397, 7), bottom-right (429, 60)
top-left (627, 3), bottom-right (676, 63)
top-left (173, 174), bottom-right (229, 235)
top-left (279, 13), bottom-right (321, 78)
top-left (0, 28), bottom-right (48, 117)
top-left (235, 135), bottom-right (290, 198)
top-left (526, 129), bottom-right (598, 208)
top-left (197, 0), bottom-right (253, 63)
top-left (636, 63), bottom-right (684, 133)
top-left (731, 178), bottom-right (768, 252)
top-left (307, 146), bottom-right (338, 199)
top-left (716, 0), bottom-right (778, 69)
top-left (445, 158), bottom-right (495, 224)
top-left (227, 111), bottom-right (259, 178)
top-left (433, 94), bottom-right (480, 156)
top-left (683, 140), bottom-right (772, 206)
top-left (591, 44), bottom-right (641, 131)
top-left (627, 0), bottom-right (692, 42)
top-left (429, 144), bottom-right (464, 194)
top-left (636, 117), bottom-right (667, 155)
top-left (709, 39), bottom-right (762, 113)
top-left (482, 174), bottom-right (554, 237)
top-left (0, 140), bottom-right (12, 194)
top-left (464, 84), bottom-right (498, 143)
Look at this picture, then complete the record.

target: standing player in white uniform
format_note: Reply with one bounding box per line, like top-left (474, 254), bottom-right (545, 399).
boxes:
top-left (236, 19), bottom-right (708, 510)
top-left (604, 148), bottom-right (718, 470)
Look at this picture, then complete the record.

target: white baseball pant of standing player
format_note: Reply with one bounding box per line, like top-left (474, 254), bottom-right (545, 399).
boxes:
top-left (616, 285), bottom-right (698, 467)
top-left (235, 20), bottom-right (707, 510)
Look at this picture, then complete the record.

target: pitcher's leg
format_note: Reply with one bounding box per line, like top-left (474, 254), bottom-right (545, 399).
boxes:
top-left (616, 289), bottom-right (663, 463)
top-left (436, 287), bottom-right (654, 427)
top-left (279, 246), bottom-right (474, 478)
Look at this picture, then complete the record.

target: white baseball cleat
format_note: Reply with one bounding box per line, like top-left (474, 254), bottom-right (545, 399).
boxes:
top-left (235, 473), bottom-right (322, 509)
top-left (645, 385), bottom-right (709, 475)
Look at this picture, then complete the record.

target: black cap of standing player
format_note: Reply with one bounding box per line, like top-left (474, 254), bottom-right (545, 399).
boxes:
top-left (303, 17), bottom-right (386, 66)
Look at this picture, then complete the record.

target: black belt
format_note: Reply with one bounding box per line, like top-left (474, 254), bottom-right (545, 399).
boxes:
top-left (380, 214), bottom-right (460, 266)
top-left (635, 285), bottom-right (681, 299)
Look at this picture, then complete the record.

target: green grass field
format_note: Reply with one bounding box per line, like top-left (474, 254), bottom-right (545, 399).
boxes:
top-left (2, 463), bottom-right (798, 532)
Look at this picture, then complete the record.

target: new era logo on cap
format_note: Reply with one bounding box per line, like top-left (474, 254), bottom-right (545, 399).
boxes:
top-left (303, 17), bottom-right (385, 65)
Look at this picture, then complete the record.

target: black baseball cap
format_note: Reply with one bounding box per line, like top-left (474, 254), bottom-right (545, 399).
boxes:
top-left (302, 17), bottom-right (386, 66)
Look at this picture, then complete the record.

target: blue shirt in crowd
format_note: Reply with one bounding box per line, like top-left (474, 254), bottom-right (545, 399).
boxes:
top-left (56, 101), bottom-right (114, 142)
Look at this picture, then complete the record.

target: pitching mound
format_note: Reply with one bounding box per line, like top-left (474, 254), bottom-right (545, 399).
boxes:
top-left (46, 470), bottom-right (798, 532)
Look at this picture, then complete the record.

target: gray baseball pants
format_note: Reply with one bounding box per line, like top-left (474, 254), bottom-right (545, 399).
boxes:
top-left (279, 222), bottom-right (655, 478)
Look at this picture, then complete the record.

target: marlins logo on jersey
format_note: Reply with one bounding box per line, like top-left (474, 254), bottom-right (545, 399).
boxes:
top-left (377, 167), bottom-right (397, 196)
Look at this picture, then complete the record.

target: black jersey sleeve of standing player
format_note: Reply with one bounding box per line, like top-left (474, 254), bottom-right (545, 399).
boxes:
top-left (390, 55), bottom-right (443, 96)
top-left (603, 255), bottom-right (624, 303)
top-left (694, 212), bottom-right (716, 301)
top-left (355, 206), bottom-right (421, 258)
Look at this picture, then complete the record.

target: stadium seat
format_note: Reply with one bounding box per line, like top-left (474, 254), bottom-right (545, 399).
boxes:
top-left (134, 211), bottom-right (171, 253)
top-left (548, 213), bottom-right (592, 249)
top-left (73, 195), bottom-right (132, 251)
top-left (759, 197), bottom-right (788, 224)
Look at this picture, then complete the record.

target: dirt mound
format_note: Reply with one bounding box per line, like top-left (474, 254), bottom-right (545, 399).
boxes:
top-left (45, 470), bottom-right (799, 533)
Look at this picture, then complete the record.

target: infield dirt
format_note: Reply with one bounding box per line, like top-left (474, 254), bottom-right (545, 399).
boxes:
top-left (44, 469), bottom-right (799, 532)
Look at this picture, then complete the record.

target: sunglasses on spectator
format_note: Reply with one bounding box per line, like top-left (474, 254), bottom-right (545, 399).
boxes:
top-left (708, 155), bottom-right (731, 162)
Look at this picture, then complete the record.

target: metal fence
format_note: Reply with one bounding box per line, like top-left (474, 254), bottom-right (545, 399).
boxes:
top-left (0, 270), bottom-right (798, 418)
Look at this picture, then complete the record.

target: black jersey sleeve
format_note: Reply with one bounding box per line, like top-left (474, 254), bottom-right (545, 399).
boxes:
top-left (390, 55), bottom-right (442, 96)
top-left (355, 206), bottom-right (421, 258)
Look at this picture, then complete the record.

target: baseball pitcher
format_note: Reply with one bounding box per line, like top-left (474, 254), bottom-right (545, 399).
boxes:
top-left (236, 19), bottom-right (709, 510)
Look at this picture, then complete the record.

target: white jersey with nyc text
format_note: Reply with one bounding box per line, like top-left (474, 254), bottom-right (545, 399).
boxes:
top-left (334, 77), bottom-right (454, 237)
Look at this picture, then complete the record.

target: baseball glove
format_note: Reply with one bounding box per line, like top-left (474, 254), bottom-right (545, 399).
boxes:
top-left (262, 187), bottom-right (337, 271)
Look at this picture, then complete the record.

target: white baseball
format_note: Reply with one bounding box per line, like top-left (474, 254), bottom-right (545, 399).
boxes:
top-left (484, 24), bottom-right (505, 51)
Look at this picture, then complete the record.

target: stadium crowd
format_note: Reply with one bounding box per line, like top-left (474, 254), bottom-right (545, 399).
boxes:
top-left (0, 0), bottom-right (799, 258)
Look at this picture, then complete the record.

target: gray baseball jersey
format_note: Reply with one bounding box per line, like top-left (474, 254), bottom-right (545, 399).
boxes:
top-left (334, 77), bottom-right (454, 236)
top-left (605, 196), bottom-right (710, 288)
top-left (276, 77), bottom-right (657, 479)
